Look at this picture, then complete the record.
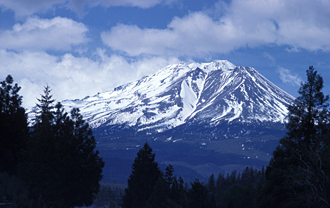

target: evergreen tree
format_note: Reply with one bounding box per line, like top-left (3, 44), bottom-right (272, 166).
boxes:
top-left (222, 185), bottom-right (254, 208)
top-left (170, 176), bottom-right (187, 208)
top-left (262, 66), bottom-right (330, 208)
top-left (123, 143), bottom-right (161, 208)
top-left (21, 87), bottom-right (104, 208)
top-left (145, 175), bottom-right (181, 208)
top-left (20, 86), bottom-right (58, 207)
top-left (207, 174), bottom-right (216, 196)
top-left (34, 85), bottom-right (55, 125)
top-left (0, 75), bottom-right (28, 174)
top-left (64, 107), bottom-right (104, 207)
top-left (164, 164), bottom-right (174, 186)
top-left (207, 174), bottom-right (217, 208)
top-left (186, 179), bottom-right (208, 208)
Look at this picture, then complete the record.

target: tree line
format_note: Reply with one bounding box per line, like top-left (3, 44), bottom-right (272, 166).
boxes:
top-left (122, 66), bottom-right (330, 208)
top-left (0, 76), bottom-right (104, 208)
top-left (121, 141), bottom-right (267, 208)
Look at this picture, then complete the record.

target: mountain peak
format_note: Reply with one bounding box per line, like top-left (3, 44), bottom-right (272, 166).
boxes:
top-left (57, 60), bottom-right (294, 131)
top-left (187, 60), bottom-right (236, 73)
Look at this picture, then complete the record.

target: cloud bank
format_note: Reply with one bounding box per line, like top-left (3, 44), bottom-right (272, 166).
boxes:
top-left (0, 17), bottom-right (89, 51)
top-left (101, 0), bottom-right (330, 57)
top-left (0, 49), bottom-right (180, 108)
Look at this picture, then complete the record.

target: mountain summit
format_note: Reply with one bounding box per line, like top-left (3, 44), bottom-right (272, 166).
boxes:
top-left (62, 60), bottom-right (294, 132)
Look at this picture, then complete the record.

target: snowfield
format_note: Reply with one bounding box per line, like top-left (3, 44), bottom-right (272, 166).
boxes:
top-left (30, 60), bottom-right (295, 132)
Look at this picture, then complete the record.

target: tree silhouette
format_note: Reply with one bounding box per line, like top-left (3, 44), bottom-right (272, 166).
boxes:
top-left (21, 86), bottom-right (104, 208)
top-left (0, 75), bottom-right (28, 174)
top-left (123, 143), bottom-right (161, 208)
top-left (187, 179), bottom-right (208, 208)
top-left (263, 66), bottom-right (330, 208)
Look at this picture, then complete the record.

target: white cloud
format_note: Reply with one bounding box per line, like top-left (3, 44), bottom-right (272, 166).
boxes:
top-left (70, 0), bottom-right (172, 9)
top-left (101, 0), bottom-right (330, 57)
top-left (277, 67), bottom-right (302, 86)
top-left (0, 49), bottom-right (180, 108)
top-left (0, 17), bottom-right (89, 51)
top-left (0, 0), bottom-right (177, 17)
top-left (0, 0), bottom-right (64, 17)
top-left (101, 12), bottom-right (253, 57)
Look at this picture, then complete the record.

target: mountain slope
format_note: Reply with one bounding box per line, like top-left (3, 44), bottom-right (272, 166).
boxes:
top-left (61, 60), bottom-right (294, 133)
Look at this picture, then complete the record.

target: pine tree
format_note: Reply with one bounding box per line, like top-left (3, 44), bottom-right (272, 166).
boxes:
top-left (21, 87), bottom-right (104, 208)
top-left (64, 107), bottom-right (104, 207)
top-left (19, 86), bottom-right (57, 207)
top-left (34, 85), bottom-right (55, 128)
top-left (0, 75), bottom-right (28, 174)
top-left (207, 174), bottom-right (216, 196)
top-left (123, 143), bottom-right (161, 208)
top-left (165, 164), bottom-right (174, 186)
top-left (145, 175), bottom-right (181, 208)
top-left (263, 66), bottom-right (330, 208)
top-left (187, 179), bottom-right (208, 208)
top-left (170, 176), bottom-right (187, 208)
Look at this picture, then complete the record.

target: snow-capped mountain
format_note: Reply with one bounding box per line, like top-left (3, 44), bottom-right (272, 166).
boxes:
top-left (61, 60), bottom-right (294, 133)
top-left (54, 60), bottom-right (296, 182)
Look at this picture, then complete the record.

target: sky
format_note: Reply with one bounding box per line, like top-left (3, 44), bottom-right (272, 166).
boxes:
top-left (1, 0), bottom-right (330, 109)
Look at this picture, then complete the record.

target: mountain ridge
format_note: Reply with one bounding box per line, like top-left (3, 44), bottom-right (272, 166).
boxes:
top-left (60, 60), bottom-right (294, 133)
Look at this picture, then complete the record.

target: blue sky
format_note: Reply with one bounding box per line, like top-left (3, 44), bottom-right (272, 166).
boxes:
top-left (1, 0), bottom-right (330, 108)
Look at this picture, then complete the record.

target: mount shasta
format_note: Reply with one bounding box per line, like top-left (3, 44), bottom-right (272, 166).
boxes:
top-left (57, 60), bottom-right (295, 181)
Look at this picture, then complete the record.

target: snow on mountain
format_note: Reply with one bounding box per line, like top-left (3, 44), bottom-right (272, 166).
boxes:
top-left (60, 60), bottom-right (294, 132)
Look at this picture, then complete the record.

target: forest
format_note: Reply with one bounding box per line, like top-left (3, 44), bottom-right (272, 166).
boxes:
top-left (0, 77), bottom-right (104, 208)
top-left (1, 66), bottom-right (330, 208)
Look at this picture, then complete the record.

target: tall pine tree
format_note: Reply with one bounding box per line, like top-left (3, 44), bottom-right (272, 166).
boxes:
top-left (21, 86), bottom-right (58, 207)
top-left (262, 66), bottom-right (330, 208)
top-left (123, 143), bottom-right (161, 208)
top-left (63, 107), bottom-right (104, 207)
top-left (21, 86), bottom-right (104, 208)
top-left (0, 75), bottom-right (28, 174)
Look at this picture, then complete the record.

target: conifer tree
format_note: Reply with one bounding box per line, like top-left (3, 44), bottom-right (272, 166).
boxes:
top-left (21, 86), bottom-right (104, 208)
top-left (170, 176), bottom-right (187, 208)
top-left (0, 75), bottom-right (28, 174)
top-left (165, 164), bottom-right (174, 186)
top-left (20, 86), bottom-right (58, 207)
top-left (187, 179), bottom-right (208, 208)
top-left (207, 174), bottom-right (216, 196)
top-left (123, 143), bottom-right (161, 208)
top-left (263, 66), bottom-right (330, 208)
top-left (145, 175), bottom-right (181, 208)
top-left (64, 107), bottom-right (104, 207)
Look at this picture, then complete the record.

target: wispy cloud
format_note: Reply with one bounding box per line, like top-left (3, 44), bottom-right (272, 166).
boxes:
top-left (263, 52), bottom-right (276, 64)
top-left (277, 67), bottom-right (302, 86)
